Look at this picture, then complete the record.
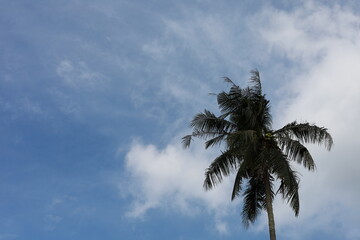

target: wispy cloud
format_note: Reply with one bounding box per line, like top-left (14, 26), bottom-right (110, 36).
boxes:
top-left (0, 97), bottom-right (45, 120)
top-left (56, 60), bottom-right (109, 91)
top-left (44, 214), bottom-right (63, 231)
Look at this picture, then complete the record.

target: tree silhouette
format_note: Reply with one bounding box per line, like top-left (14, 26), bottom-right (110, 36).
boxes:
top-left (182, 70), bottom-right (333, 240)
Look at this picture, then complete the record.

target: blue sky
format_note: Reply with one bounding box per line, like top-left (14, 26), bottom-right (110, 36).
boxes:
top-left (1, 1), bottom-right (360, 239)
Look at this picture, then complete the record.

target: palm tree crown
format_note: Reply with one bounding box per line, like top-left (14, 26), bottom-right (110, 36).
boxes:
top-left (182, 70), bottom-right (333, 240)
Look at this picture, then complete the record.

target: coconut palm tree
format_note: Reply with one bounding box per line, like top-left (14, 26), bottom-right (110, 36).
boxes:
top-left (182, 70), bottom-right (333, 240)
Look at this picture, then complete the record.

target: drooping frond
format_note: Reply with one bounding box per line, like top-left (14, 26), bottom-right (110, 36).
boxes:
top-left (274, 122), bottom-right (333, 150)
top-left (242, 175), bottom-right (265, 227)
top-left (288, 185), bottom-right (299, 216)
top-left (231, 162), bottom-right (251, 201)
top-left (268, 147), bottom-right (300, 215)
top-left (182, 134), bottom-right (192, 148)
top-left (277, 137), bottom-right (316, 171)
top-left (277, 175), bottom-right (300, 216)
top-left (203, 149), bottom-right (240, 190)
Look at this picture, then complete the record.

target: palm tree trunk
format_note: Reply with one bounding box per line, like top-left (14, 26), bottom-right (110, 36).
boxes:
top-left (264, 174), bottom-right (276, 240)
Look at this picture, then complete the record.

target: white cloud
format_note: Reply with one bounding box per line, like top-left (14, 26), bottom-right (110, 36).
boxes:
top-left (50, 60), bottom-right (118, 121)
top-left (48, 195), bottom-right (77, 209)
top-left (121, 138), bottom-right (237, 231)
top-left (0, 97), bottom-right (46, 120)
top-left (214, 219), bottom-right (229, 235)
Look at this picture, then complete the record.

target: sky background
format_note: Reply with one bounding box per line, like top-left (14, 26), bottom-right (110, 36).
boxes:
top-left (1, 0), bottom-right (360, 239)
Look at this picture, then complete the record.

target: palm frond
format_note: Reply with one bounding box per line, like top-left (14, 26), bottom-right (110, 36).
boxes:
top-left (223, 77), bottom-right (236, 85)
top-left (277, 137), bottom-right (316, 171)
top-left (249, 69), bottom-right (262, 96)
top-left (190, 129), bottom-right (225, 139)
top-left (268, 147), bottom-right (300, 215)
top-left (277, 178), bottom-right (300, 216)
top-left (274, 122), bottom-right (333, 150)
top-left (262, 174), bottom-right (275, 210)
top-left (242, 175), bottom-right (265, 227)
top-left (217, 83), bottom-right (253, 116)
top-left (256, 98), bottom-right (272, 132)
top-left (191, 109), bottom-right (235, 133)
top-left (205, 134), bottom-right (227, 149)
top-left (182, 130), bottom-right (228, 148)
top-left (231, 162), bottom-right (251, 200)
top-left (217, 91), bottom-right (242, 115)
top-left (182, 135), bottom-right (192, 148)
top-left (226, 130), bottom-right (258, 149)
top-left (289, 187), bottom-right (299, 216)
top-left (217, 83), bottom-right (268, 132)
top-left (203, 149), bottom-right (240, 190)
top-left (229, 84), bottom-right (242, 96)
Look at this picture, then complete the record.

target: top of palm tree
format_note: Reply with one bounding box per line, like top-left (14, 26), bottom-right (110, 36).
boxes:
top-left (182, 70), bottom-right (333, 232)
